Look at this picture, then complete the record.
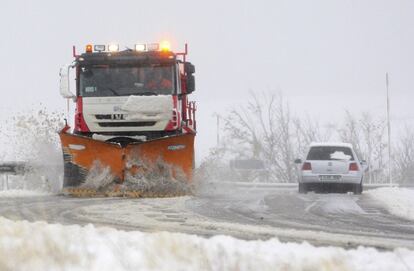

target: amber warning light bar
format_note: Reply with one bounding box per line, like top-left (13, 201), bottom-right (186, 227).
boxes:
top-left (82, 41), bottom-right (171, 53)
top-left (72, 42), bottom-right (188, 60)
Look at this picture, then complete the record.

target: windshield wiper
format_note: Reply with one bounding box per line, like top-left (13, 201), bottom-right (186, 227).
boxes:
top-left (106, 87), bottom-right (120, 96)
top-left (139, 91), bottom-right (158, 96)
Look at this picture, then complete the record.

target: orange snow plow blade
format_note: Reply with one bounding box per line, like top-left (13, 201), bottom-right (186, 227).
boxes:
top-left (59, 131), bottom-right (195, 197)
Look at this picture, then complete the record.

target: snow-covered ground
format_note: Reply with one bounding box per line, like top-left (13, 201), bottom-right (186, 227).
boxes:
top-left (367, 187), bottom-right (414, 221)
top-left (0, 217), bottom-right (412, 271)
top-left (307, 194), bottom-right (366, 214)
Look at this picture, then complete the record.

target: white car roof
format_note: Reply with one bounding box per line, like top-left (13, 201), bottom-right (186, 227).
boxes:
top-left (310, 142), bottom-right (353, 148)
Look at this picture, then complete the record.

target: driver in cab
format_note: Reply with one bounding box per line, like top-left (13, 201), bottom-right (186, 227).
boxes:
top-left (145, 69), bottom-right (172, 92)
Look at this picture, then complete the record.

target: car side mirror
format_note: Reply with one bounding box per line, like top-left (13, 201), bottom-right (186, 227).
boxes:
top-left (294, 158), bottom-right (302, 164)
top-left (59, 64), bottom-right (76, 101)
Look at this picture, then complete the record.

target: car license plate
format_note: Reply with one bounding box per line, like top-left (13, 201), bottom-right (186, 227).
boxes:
top-left (319, 175), bottom-right (341, 181)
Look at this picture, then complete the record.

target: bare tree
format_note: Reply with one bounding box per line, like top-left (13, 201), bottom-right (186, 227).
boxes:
top-left (338, 111), bottom-right (363, 157)
top-left (221, 92), bottom-right (332, 182)
top-left (359, 113), bottom-right (387, 183)
top-left (393, 127), bottom-right (414, 185)
top-left (338, 111), bottom-right (388, 183)
top-left (292, 115), bottom-right (333, 160)
top-left (222, 92), bottom-right (294, 182)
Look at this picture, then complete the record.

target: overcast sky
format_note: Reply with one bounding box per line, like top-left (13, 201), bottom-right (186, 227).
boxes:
top-left (1, 0), bottom-right (413, 161)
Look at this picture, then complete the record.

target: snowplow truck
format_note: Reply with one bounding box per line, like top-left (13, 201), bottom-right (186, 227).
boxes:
top-left (58, 42), bottom-right (196, 197)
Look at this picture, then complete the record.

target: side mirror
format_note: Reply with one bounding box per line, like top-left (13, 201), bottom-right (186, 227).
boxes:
top-left (59, 64), bottom-right (76, 101)
top-left (294, 158), bottom-right (302, 164)
top-left (184, 62), bottom-right (195, 74)
top-left (186, 74), bottom-right (195, 94)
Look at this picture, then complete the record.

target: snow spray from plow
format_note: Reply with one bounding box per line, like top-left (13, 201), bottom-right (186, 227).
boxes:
top-left (60, 131), bottom-right (195, 197)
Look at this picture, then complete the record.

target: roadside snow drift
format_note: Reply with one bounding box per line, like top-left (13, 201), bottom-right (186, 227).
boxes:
top-left (0, 217), bottom-right (412, 271)
top-left (367, 187), bottom-right (414, 221)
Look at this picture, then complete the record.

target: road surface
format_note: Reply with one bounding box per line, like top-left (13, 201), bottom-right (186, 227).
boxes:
top-left (0, 183), bottom-right (413, 250)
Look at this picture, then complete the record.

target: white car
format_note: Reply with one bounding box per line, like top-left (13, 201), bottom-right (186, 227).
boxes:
top-left (295, 143), bottom-right (367, 194)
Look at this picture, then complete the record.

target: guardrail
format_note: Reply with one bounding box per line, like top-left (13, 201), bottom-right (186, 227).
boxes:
top-left (0, 161), bottom-right (61, 192)
top-left (0, 162), bottom-right (28, 174)
top-left (216, 181), bottom-right (407, 189)
top-left (0, 162), bottom-right (29, 190)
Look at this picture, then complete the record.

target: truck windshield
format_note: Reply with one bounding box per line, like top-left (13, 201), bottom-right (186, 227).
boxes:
top-left (79, 65), bottom-right (175, 97)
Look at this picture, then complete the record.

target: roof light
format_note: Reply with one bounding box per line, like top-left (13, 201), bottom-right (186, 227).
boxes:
top-left (159, 41), bottom-right (171, 52)
top-left (147, 43), bottom-right (159, 51)
top-left (108, 44), bottom-right (119, 52)
top-left (135, 44), bottom-right (146, 52)
top-left (94, 45), bottom-right (105, 52)
top-left (85, 44), bottom-right (93, 53)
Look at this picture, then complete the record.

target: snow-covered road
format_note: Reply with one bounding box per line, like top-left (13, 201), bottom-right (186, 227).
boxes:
top-left (0, 185), bottom-right (413, 251)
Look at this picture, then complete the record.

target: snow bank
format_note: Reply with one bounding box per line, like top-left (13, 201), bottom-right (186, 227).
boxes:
top-left (0, 189), bottom-right (49, 198)
top-left (367, 187), bottom-right (414, 221)
top-left (0, 217), bottom-right (412, 271)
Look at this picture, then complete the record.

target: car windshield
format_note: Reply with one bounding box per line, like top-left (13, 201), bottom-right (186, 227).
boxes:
top-left (306, 146), bottom-right (354, 161)
top-left (79, 65), bottom-right (175, 97)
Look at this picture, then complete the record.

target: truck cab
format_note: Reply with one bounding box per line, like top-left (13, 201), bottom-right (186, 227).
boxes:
top-left (60, 42), bottom-right (196, 142)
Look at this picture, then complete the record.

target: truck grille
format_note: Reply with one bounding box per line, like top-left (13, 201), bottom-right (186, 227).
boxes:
top-left (95, 114), bottom-right (125, 120)
top-left (98, 122), bottom-right (156, 127)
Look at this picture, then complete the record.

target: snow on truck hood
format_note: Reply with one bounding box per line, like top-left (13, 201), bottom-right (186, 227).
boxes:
top-left (120, 95), bottom-right (173, 121)
top-left (121, 95), bottom-right (172, 113)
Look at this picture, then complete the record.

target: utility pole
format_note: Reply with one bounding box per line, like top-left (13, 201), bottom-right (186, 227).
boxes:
top-left (213, 113), bottom-right (220, 147)
top-left (217, 114), bottom-right (220, 146)
top-left (386, 72), bottom-right (392, 185)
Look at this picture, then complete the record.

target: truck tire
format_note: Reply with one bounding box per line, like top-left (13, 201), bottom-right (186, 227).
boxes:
top-left (298, 183), bottom-right (307, 194)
